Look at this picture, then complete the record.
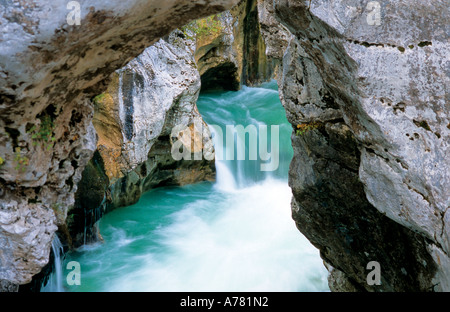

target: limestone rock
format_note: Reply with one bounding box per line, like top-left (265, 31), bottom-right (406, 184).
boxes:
top-left (195, 11), bottom-right (242, 91)
top-left (195, 0), bottom-right (275, 90)
top-left (0, 0), bottom-right (238, 287)
top-left (102, 30), bottom-right (216, 209)
top-left (268, 0), bottom-right (449, 291)
top-left (234, 0), bottom-right (275, 85)
top-left (325, 262), bottom-right (362, 292)
top-left (67, 30), bottom-right (216, 247)
top-left (0, 280), bottom-right (19, 292)
top-left (256, 0), bottom-right (293, 76)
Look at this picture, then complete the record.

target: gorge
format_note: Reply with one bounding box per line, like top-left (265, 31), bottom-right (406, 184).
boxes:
top-left (0, 0), bottom-right (448, 292)
top-left (57, 81), bottom-right (329, 292)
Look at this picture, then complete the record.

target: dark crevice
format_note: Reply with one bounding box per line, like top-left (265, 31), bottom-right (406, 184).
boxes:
top-left (366, 147), bottom-right (391, 163)
top-left (69, 110), bottom-right (83, 128)
top-left (120, 71), bottom-right (139, 140)
top-left (200, 62), bottom-right (240, 91)
top-left (5, 127), bottom-right (20, 149)
top-left (393, 102), bottom-right (406, 114)
top-left (349, 39), bottom-right (432, 52)
top-left (418, 41), bottom-right (432, 47)
top-left (413, 120), bottom-right (432, 132)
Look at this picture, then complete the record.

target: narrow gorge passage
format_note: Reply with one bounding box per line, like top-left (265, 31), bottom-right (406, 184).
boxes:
top-left (43, 81), bottom-right (329, 292)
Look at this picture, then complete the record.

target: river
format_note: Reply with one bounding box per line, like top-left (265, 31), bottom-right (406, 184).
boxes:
top-left (44, 80), bottom-right (329, 292)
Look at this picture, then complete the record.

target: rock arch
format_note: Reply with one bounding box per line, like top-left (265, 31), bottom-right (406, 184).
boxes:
top-left (0, 0), bottom-right (448, 292)
top-left (0, 0), bottom-right (239, 289)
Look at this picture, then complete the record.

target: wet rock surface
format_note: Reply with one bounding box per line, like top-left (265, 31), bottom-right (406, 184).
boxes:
top-left (267, 0), bottom-right (449, 291)
top-left (67, 30), bottom-right (216, 248)
top-left (196, 0), bottom-right (275, 91)
top-left (0, 0), bottom-right (238, 287)
top-left (1, 0), bottom-right (448, 292)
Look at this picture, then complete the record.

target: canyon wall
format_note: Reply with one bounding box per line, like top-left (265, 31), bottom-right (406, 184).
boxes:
top-left (67, 30), bottom-right (216, 248)
top-left (70, 0), bottom-right (278, 250)
top-left (0, 0), bottom-right (238, 290)
top-left (264, 0), bottom-right (449, 291)
top-left (1, 0), bottom-right (448, 292)
top-left (195, 0), bottom-right (276, 91)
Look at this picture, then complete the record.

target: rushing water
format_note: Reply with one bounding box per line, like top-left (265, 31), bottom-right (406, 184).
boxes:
top-left (57, 80), bottom-right (329, 292)
top-left (41, 235), bottom-right (64, 292)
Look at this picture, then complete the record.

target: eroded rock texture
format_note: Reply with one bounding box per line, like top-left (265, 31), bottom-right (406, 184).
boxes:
top-left (0, 0), bottom-right (238, 289)
top-left (195, 0), bottom-right (276, 91)
top-left (268, 0), bottom-right (449, 291)
top-left (195, 11), bottom-right (242, 91)
top-left (1, 0), bottom-right (448, 293)
top-left (67, 30), bottom-right (216, 248)
top-left (256, 0), bottom-right (293, 77)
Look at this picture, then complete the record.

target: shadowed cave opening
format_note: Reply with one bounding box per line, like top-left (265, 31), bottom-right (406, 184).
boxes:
top-left (200, 61), bottom-right (241, 92)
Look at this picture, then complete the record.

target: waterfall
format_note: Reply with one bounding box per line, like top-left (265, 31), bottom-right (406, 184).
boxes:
top-left (83, 195), bottom-right (106, 246)
top-left (210, 125), bottom-right (236, 192)
top-left (41, 234), bottom-right (65, 292)
top-left (62, 81), bottom-right (329, 292)
top-left (201, 83), bottom-right (289, 187)
top-left (214, 160), bottom-right (237, 192)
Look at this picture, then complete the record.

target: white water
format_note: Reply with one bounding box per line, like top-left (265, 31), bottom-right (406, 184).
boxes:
top-left (41, 235), bottom-right (65, 292)
top-left (102, 180), bottom-right (328, 292)
top-left (62, 81), bottom-right (329, 292)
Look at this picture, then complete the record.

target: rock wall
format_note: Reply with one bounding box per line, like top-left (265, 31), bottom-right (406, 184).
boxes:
top-left (195, 11), bottom-right (242, 91)
top-left (1, 0), bottom-right (448, 292)
top-left (67, 30), bottom-right (216, 248)
top-left (266, 0), bottom-right (449, 291)
top-left (256, 0), bottom-right (293, 75)
top-left (195, 0), bottom-right (276, 91)
top-left (0, 0), bottom-right (238, 289)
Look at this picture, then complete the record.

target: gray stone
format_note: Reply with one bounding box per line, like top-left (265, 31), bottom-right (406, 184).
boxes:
top-left (195, 0), bottom-right (276, 90)
top-left (102, 30), bottom-right (216, 209)
top-left (266, 0), bottom-right (449, 291)
top-left (0, 0), bottom-right (238, 286)
top-left (0, 280), bottom-right (19, 292)
top-left (257, 0), bottom-right (293, 76)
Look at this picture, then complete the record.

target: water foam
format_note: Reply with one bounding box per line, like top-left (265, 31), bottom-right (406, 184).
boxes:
top-left (64, 81), bottom-right (329, 292)
top-left (41, 235), bottom-right (65, 292)
top-left (106, 179), bottom-right (328, 292)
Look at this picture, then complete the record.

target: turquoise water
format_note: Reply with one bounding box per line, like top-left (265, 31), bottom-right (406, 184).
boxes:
top-left (59, 80), bottom-right (329, 292)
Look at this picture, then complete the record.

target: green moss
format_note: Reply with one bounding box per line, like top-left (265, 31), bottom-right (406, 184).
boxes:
top-left (180, 14), bottom-right (224, 40)
top-left (0, 156), bottom-right (4, 168)
top-left (93, 93), bottom-right (107, 105)
top-left (14, 147), bottom-right (29, 172)
top-left (27, 115), bottom-right (56, 151)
